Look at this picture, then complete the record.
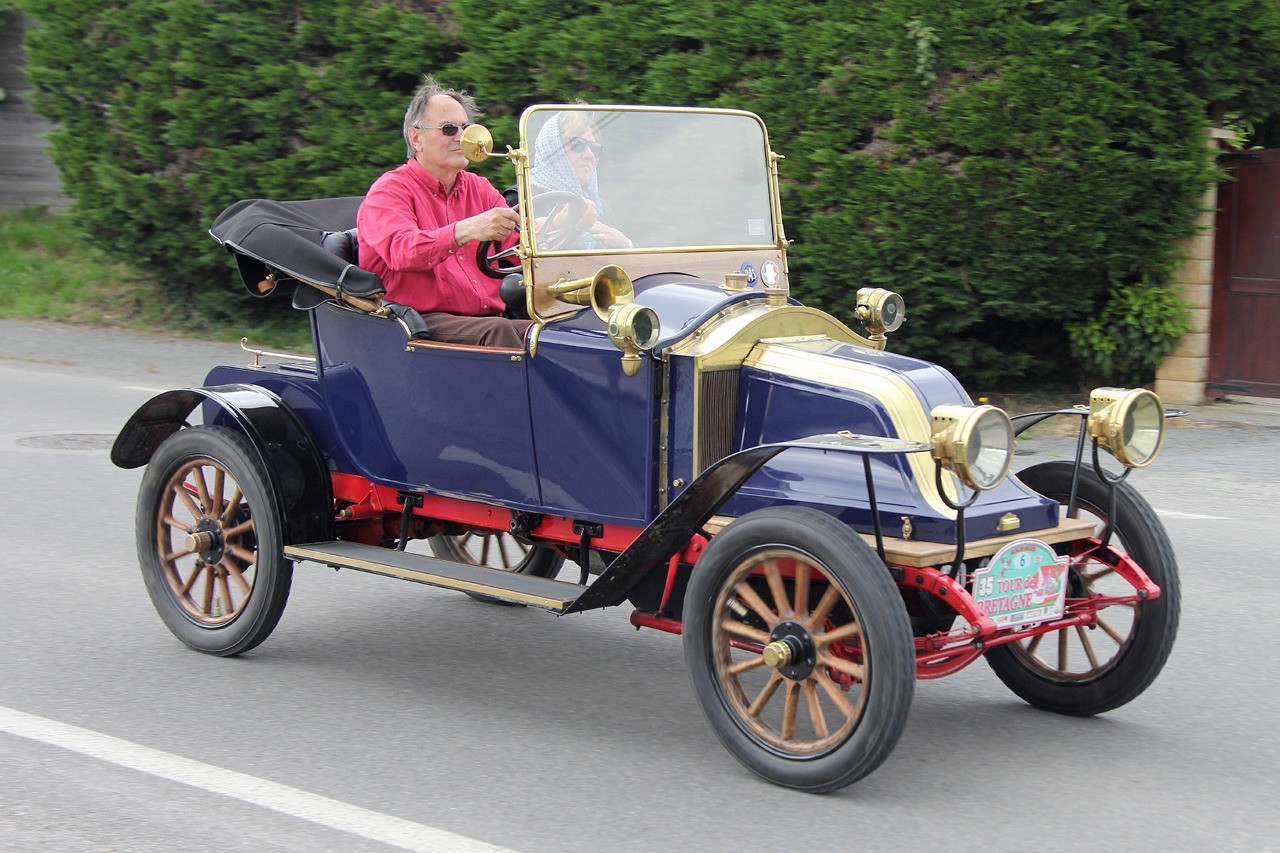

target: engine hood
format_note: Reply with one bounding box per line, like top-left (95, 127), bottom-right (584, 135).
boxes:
top-left (719, 337), bottom-right (1059, 544)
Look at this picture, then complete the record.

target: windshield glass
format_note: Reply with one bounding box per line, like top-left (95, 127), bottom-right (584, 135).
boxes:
top-left (523, 107), bottom-right (776, 253)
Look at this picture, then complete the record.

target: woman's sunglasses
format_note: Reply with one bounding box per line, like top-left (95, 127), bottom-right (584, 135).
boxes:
top-left (417, 121), bottom-right (474, 137)
top-left (567, 137), bottom-right (603, 156)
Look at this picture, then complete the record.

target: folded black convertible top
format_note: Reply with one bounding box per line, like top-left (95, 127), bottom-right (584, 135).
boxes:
top-left (209, 197), bottom-right (384, 299)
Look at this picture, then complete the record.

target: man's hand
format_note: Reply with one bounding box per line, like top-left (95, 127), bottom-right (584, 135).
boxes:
top-left (455, 206), bottom-right (520, 245)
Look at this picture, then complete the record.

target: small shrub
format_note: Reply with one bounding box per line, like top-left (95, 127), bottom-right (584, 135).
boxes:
top-left (1067, 279), bottom-right (1191, 386)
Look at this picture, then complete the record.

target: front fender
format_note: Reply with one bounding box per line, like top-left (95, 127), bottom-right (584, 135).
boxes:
top-left (564, 433), bottom-right (926, 614)
top-left (112, 384), bottom-right (334, 545)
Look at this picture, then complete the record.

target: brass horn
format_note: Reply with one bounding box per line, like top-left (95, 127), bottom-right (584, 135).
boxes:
top-left (547, 265), bottom-right (634, 321)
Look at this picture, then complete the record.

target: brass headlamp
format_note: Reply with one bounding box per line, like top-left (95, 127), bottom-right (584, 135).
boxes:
top-left (854, 288), bottom-right (906, 342)
top-left (930, 404), bottom-right (1015, 491)
top-left (607, 302), bottom-right (661, 376)
top-left (1088, 387), bottom-right (1165, 468)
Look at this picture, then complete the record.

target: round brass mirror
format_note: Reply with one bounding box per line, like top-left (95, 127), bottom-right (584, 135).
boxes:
top-left (460, 124), bottom-right (494, 163)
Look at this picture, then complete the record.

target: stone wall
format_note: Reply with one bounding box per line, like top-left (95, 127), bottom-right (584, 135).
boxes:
top-left (0, 11), bottom-right (70, 213)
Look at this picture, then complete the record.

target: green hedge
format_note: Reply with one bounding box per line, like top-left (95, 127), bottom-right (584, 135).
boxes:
top-left (18, 0), bottom-right (1280, 386)
top-left (18, 0), bottom-right (457, 324)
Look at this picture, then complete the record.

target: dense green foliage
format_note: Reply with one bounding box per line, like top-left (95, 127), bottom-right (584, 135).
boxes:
top-left (18, 0), bottom-right (1280, 385)
top-left (1067, 279), bottom-right (1191, 386)
top-left (18, 0), bottom-right (456, 324)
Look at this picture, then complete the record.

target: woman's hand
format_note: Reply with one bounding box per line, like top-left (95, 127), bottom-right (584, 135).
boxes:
top-left (551, 199), bottom-right (597, 233)
top-left (588, 223), bottom-right (632, 249)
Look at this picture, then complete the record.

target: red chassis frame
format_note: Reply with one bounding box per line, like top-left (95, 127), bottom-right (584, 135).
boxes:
top-left (328, 472), bottom-right (1163, 681)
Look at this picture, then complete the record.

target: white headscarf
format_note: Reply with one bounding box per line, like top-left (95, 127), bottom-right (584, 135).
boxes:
top-left (528, 113), bottom-right (612, 226)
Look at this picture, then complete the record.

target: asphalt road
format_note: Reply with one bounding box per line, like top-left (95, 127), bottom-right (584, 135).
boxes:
top-left (2, 318), bottom-right (1278, 851)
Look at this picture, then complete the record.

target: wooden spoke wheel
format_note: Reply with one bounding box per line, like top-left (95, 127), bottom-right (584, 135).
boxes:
top-left (683, 507), bottom-right (914, 793)
top-left (136, 426), bottom-right (292, 656)
top-left (986, 461), bottom-right (1180, 715)
top-left (429, 530), bottom-right (565, 605)
top-left (156, 457), bottom-right (254, 626)
top-left (711, 548), bottom-right (870, 755)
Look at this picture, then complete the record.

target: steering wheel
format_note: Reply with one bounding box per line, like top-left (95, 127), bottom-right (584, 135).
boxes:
top-left (476, 191), bottom-right (593, 280)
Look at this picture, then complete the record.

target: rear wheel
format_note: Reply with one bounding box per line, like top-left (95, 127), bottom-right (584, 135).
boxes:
top-left (429, 531), bottom-right (565, 605)
top-left (136, 426), bottom-right (292, 656)
top-left (985, 461), bottom-right (1180, 715)
top-left (683, 507), bottom-right (915, 793)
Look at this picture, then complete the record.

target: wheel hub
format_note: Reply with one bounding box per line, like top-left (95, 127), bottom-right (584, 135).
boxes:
top-left (187, 517), bottom-right (226, 564)
top-left (765, 620), bottom-right (816, 680)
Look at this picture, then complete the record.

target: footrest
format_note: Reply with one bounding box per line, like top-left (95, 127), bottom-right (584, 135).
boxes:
top-left (285, 541), bottom-right (582, 611)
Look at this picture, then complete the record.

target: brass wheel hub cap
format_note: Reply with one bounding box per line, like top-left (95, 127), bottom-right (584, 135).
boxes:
top-left (186, 517), bottom-right (226, 564)
top-left (765, 620), bottom-right (816, 680)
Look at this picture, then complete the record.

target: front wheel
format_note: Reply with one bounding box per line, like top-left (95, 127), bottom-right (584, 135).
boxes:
top-left (136, 426), bottom-right (292, 656)
top-left (682, 507), bottom-right (915, 793)
top-left (985, 461), bottom-right (1180, 715)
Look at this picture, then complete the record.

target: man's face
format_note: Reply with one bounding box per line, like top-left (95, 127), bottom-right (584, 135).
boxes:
top-left (409, 95), bottom-right (470, 178)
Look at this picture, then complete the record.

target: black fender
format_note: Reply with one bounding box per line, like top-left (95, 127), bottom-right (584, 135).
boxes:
top-left (111, 384), bottom-right (335, 545)
top-left (564, 433), bottom-right (928, 614)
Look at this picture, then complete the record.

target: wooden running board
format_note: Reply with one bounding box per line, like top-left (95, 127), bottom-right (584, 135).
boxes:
top-left (284, 541), bottom-right (583, 611)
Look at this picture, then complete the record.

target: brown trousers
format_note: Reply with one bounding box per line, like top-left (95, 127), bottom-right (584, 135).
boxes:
top-left (420, 313), bottom-right (533, 349)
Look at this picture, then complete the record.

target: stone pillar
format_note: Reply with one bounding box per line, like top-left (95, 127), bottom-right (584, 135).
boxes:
top-left (1154, 126), bottom-right (1235, 406)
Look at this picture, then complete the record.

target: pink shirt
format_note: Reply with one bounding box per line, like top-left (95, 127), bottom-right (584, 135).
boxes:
top-left (356, 161), bottom-right (510, 316)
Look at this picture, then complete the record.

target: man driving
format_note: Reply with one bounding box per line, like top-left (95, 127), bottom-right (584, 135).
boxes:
top-left (357, 77), bottom-right (530, 348)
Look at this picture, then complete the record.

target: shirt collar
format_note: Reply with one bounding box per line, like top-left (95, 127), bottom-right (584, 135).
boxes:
top-left (406, 158), bottom-right (464, 197)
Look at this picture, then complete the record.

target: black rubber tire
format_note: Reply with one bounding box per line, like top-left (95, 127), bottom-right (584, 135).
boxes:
top-left (682, 507), bottom-right (915, 793)
top-left (429, 532), bottom-right (565, 605)
top-left (986, 461), bottom-right (1180, 715)
top-left (136, 426), bottom-right (292, 656)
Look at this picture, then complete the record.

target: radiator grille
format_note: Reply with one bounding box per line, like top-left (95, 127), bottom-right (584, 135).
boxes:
top-left (697, 368), bottom-right (741, 474)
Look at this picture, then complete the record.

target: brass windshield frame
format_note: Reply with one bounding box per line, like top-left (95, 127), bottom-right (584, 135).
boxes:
top-left (512, 104), bottom-right (789, 326)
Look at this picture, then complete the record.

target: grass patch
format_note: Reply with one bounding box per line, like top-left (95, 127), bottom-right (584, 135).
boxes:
top-left (0, 208), bottom-right (311, 350)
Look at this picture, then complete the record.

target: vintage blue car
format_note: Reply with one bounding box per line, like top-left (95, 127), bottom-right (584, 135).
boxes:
top-left (112, 104), bottom-right (1179, 793)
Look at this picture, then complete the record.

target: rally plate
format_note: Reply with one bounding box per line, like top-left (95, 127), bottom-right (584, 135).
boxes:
top-left (971, 539), bottom-right (1070, 630)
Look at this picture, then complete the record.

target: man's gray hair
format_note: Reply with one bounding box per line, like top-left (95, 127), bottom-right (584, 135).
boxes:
top-left (403, 76), bottom-right (480, 157)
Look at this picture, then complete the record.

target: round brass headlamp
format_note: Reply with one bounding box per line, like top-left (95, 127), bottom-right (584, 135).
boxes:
top-left (854, 288), bottom-right (906, 340)
top-left (930, 404), bottom-right (1015, 491)
top-left (607, 302), bottom-right (660, 376)
top-left (1088, 387), bottom-right (1165, 468)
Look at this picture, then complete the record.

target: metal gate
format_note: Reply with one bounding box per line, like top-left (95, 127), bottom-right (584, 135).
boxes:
top-left (1209, 149), bottom-right (1280, 399)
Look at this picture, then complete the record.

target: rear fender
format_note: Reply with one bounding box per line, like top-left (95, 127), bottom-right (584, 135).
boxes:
top-left (111, 384), bottom-right (334, 545)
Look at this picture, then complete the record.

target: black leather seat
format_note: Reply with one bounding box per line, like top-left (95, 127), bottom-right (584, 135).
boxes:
top-left (321, 228), bottom-right (360, 266)
top-left (315, 227), bottom-right (429, 341)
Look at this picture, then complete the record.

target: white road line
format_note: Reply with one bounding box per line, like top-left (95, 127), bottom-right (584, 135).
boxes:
top-left (121, 385), bottom-right (172, 394)
top-left (0, 705), bottom-right (512, 853)
top-left (1155, 509), bottom-right (1228, 521)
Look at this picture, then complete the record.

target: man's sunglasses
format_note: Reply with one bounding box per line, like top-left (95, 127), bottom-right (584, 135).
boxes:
top-left (567, 137), bottom-right (603, 156)
top-left (417, 121), bottom-right (474, 137)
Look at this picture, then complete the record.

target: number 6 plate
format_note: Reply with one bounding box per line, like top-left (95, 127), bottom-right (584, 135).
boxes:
top-left (971, 539), bottom-right (1070, 629)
